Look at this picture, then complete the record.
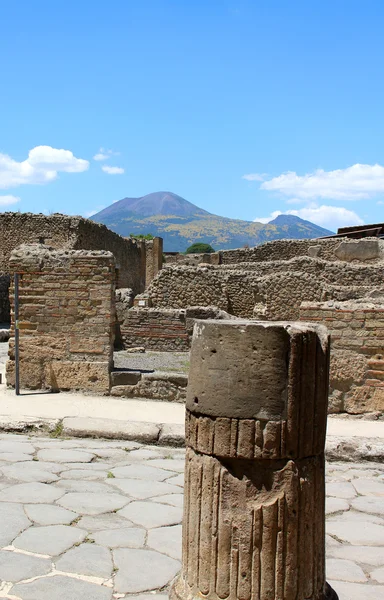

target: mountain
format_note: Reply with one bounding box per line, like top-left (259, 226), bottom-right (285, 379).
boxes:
top-left (92, 191), bottom-right (333, 251)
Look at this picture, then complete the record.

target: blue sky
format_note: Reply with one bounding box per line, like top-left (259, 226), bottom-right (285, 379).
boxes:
top-left (1, 0), bottom-right (384, 232)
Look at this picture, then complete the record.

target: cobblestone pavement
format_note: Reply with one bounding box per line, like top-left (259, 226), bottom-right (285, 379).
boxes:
top-left (0, 434), bottom-right (382, 599)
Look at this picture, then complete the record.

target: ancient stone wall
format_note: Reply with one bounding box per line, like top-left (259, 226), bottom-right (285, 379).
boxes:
top-left (6, 244), bottom-right (115, 393)
top-left (300, 300), bottom-right (384, 415)
top-left (0, 212), bottom-right (160, 321)
top-left (119, 308), bottom-right (190, 351)
top-left (145, 237), bottom-right (163, 288)
top-left (116, 305), bottom-right (234, 351)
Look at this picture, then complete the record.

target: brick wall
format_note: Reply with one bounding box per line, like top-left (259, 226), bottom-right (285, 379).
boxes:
top-left (300, 301), bottom-right (384, 414)
top-left (6, 244), bottom-right (115, 393)
top-left (119, 308), bottom-right (190, 351)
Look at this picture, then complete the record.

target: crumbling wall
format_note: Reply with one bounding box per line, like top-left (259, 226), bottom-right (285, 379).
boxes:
top-left (145, 238), bottom-right (163, 287)
top-left (0, 275), bottom-right (10, 324)
top-left (0, 212), bottom-right (158, 321)
top-left (117, 305), bottom-right (234, 351)
top-left (220, 237), bottom-right (382, 264)
top-left (300, 300), bottom-right (384, 415)
top-left (146, 266), bottom-right (229, 312)
top-left (6, 244), bottom-right (115, 393)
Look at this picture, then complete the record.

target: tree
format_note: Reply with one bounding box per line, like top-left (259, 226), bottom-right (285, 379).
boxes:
top-left (130, 233), bottom-right (154, 240)
top-left (185, 242), bottom-right (215, 254)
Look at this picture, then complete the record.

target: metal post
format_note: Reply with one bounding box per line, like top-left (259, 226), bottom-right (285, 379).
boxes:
top-left (14, 273), bottom-right (20, 396)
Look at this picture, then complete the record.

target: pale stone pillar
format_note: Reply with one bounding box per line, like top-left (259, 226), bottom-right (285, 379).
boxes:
top-left (171, 320), bottom-right (338, 600)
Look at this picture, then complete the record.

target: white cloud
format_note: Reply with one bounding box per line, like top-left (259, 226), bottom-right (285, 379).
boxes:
top-left (0, 195), bottom-right (20, 206)
top-left (102, 165), bottom-right (124, 175)
top-left (254, 205), bottom-right (364, 231)
top-left (260, 163), bottom-right (384, 200)
top-left (84, 205), bottom-right (105, 217)
top-left (242, 173), bottom-right (268, 181)
top-left (0, 146), bottom-right (89, 190)
top-left (93, 147), bottom-right (119, 161)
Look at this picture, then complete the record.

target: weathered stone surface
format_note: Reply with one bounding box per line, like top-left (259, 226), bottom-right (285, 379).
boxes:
top-left (0, 502), bottom-right (31, 546)
top-left (13, 524), bottom-right (87, 555)
top-left (110, 464), bottom-right (174, 481)
top-left (0, 441), bottom-right (35, 454)
top-left (172, 320), bottom-right (335, 600)
top-left (37, 449), bottom-right (96, 463)
top-left (0, 482), bottom-right (64, 503)
top-left (111, 370), bottom-right (142, 386)
top-left (335, 239), bottom-right (379, 262)
top-left (370, 567), bottom-right (384, 583)
top-left (77, 514), bottom-right (135, 531)
top-left (352, 496), bottom-right (384, 515)
top-left (326, 521), bottom-right (384, 545)
top-left (0, 464), bottom-right (58, 483)
top-left (328, 545), bottom-right (384, 567)
top-left (0, 550), bottom-right (51, 582)
top-left (58, 492), bottom-right (128, 515)
top-left (113, 548), bottom-right (181, 593)
top-left (326, 497), bottom-right (350, 515)
top-left (12, 574), bottom-right (112, 600)
top-left (326, 558), bottom-right (367, 582)
top-left (118, 501), bottom-right (182, 529)
top-left (24, 504), bottom-right (77, 525)
top-left (56, 480), bottom-right (113, 494)
top-left (107, 478), bottom-right (182, 499)
top-left (327, 580), bottom-right (384, 600)
top-left (153, 493), bottom-right (184, 508)
top-left (56, 543), bottom-right (113, 578)
top-left (158, 423), bottom-right (185, 446)
top-left (62, 417), bottom-right (160, 444)
top-left (327, 481), bottom-right (357, 499)
top-left (352, 478), bottom-right (384, 496)
top-left (147, 525), bottom-right (182, 560)
top-left (91, 528), bottom-right (145, 548)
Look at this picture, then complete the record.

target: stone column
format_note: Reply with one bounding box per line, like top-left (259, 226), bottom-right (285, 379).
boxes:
top-left (171, 320), bottom-right (338, 600)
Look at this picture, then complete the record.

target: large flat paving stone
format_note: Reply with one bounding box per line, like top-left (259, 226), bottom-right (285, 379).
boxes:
top-left (0, 441), bottom-right (35, 454)
top-left (0, 464), bottom-right (59, 483)
top-left (12, 574), bottom-right (112, 600)
top-left (13, 524), bottom-right (87, 555)
top-left (326, 481), bottom-right (357, 499)
top-left (91, 527), bottom-right (145, 548)
top-left (328, 580), bottom-right (384, 600)
top-left (325, 497), bottom-right (350, 515)
top-left (0, 482), bottom-right (64, 503)
top-left (118, 501), bottom-right (182, 529)
top-left (37, 449), bottom-right (96, 463)
top-left (110, 464), bottom-right (174, 481)
top-left (60, 469), bottom-right (109, 480)
top-left (147, 525), bottom-right (182, 560)
top-left (58, 492), bottom-right (129, 515)
top-left (147, 459), bottom-right (185, 472)
top-left (327, 510), bottom-right (384, 525)
top-left (352, 478), bottom-right (384, 497)
top-left (153, 494), bottom-right (184, 508)
top-left (56, 543), bottom-right (113, 578)
top-left (77, 514), bottom-right (135, 531)
top-left (326, 520), bottom-right (384, 546)
top-left (165, 473), bottom-right (184, 487)
top-left (351, 496), bottom-right (384, 515)
top-left (0, 453), bottom-right (33, 462)
top-left (14, 460), bottom-right (67, 473)
top-left (327, 545), bottom-right (384, 566)
top-left (0, 502), bottom-right (31, 546)
top-left (326, 558), bottom-right (367, 582)
top-left (24, 504), bottom-right (78, 526)
top-left (113, 548), bottom-right (180, 593)
top-left (107, 479), bottom-right (182, 499)
top-left (370, 567), bottom-right (384, 583)
top-left (0, 549), bottom-right (51, 582)
top-left (56, 480), bottom-right (113, 494)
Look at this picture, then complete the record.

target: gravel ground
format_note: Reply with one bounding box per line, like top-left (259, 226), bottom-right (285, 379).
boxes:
top-left (113, 350), bottom-right (190, 373)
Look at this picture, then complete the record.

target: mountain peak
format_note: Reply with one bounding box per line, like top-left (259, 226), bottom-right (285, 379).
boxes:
top-left (95, 191), bottom-right (210, 220)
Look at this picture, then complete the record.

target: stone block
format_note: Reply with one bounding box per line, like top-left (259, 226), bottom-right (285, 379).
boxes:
top-left (110, 370), bottom-right (142, 386)
top-left (335, 239), bottom-right (379, 262)
top-left (45, 361), bottom-right (110, 393)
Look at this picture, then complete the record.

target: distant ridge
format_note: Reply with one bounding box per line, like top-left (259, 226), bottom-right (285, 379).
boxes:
top-left (92, 191), bottom-right (333, 251)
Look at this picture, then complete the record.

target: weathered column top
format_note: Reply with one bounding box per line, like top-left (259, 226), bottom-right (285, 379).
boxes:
top-left (186, 319), bottom-right (330, 460)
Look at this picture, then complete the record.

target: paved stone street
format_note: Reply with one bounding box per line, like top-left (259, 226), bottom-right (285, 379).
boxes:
top-left (0, 434), bottom-right (381, 599)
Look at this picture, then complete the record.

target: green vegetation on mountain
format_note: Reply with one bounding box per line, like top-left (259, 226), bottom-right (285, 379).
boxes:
top-left (92, 191), bottom-right (333, 252)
